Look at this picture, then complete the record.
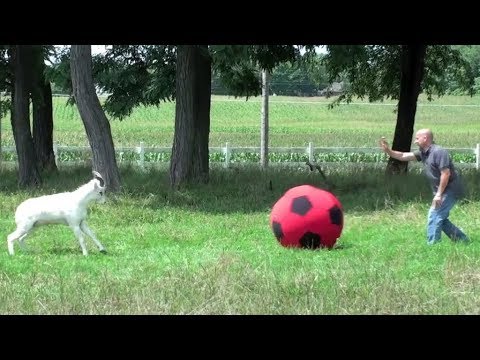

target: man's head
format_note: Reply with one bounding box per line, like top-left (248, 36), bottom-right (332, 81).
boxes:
top-left (414, 128), bottom-right (433, 150)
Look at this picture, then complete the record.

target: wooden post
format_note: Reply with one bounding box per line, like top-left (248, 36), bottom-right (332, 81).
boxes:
top-left (476, 143), bottom-right (480, 170)
top-left (308, 142), bottom-right (314, 163)
top-left (139, 141), bottom-right (145, 170)
top-left (224, 142), bottom-right (230, 168)
top-left (260, 69), bottom-right (269, 169)
top-left (53, 142), bottom-right (58, 167)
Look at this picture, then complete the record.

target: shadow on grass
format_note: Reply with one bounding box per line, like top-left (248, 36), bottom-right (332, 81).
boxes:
top-left (330, 243), bottom-right (353, 250)
top-left (47, 248), bottom-right (109, 256)
top-left (47, 247), bottom-right (84, 255)
top-left (11, 247), bottom-right (80, 256)
top-left (16, 247), bottom-right (109, 256)
top-left (2, 164), bottom-right (479, 216)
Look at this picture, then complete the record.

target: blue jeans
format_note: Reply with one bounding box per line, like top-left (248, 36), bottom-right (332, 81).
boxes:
top-left (427, 190), bottom-right (469, 245)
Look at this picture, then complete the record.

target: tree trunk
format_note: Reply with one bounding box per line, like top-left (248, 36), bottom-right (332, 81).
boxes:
top-left (11, 45), bottom-right (41, 187)
top-left (70, 45), bottom-right (121, 191)
top-left (386, 44), bottom-right (427, 174)
top-left (170, 45), bottom-right (211, 188)
top-left (0, 93), bottom-right (2, 167)
top-left (32, 61), bottom-right (57, 173)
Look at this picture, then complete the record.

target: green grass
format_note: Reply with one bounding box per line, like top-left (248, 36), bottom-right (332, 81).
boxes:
top-left (1, 94), bottom-right (480, 314)
top-left (1, 165), bottom-right (480, 314)
top-left (2, 94), bottom-right (480, 149)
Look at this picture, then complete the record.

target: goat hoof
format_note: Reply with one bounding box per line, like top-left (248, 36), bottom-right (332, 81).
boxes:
top-left (100, 249), bottom-right (107, 254)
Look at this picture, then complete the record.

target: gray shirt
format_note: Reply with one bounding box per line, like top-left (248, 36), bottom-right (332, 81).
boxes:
top-left (413, 144), bottom-right (465, 198)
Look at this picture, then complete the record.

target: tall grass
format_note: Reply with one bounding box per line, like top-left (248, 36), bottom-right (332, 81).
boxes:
top-left (2, 94), bottom-right (480, 149)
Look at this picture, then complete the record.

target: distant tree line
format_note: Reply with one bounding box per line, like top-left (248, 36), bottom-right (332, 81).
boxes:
top-left (47, 46), bottom-right (480, 98)
top-left (1, 44), bottom-right (477, 189)
top-left (212, 53), bottom-right (331, 97)
top-left (452, 45), bottom-right (480, 94)
top-left (212, 46), bottom-right (480, 97)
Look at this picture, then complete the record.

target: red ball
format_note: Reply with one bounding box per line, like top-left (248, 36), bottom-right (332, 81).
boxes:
top-left (270, 185), bottom-right (343, 249)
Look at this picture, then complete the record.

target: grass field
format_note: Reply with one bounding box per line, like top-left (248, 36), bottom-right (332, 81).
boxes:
top-left (2, 94), bottom-right (480, 149)
top-left (1, 94), bottom-right (480, 314)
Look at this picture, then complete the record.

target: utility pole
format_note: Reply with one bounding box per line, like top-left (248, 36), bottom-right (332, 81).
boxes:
top-left (260, 69), bottom-right (269, 169)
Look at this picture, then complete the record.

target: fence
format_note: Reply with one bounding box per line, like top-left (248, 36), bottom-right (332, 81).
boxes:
top-left (2, 142), bottom-right (480, 170)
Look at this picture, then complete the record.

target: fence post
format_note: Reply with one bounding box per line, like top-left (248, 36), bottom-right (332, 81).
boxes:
top-left (476, 143), bottom-right (480, 170)
top-left (308, 142), bottom-right (314, 163)
top-left (224, 142), bottom-right (230, 168)
top-left (138, 141), bottom-right (145, 170)
top-left (53, 142), bottom-right (58, 166)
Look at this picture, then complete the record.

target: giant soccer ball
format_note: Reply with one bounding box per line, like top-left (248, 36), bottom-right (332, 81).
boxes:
top-left (270, 185), bottom-right (343, 249)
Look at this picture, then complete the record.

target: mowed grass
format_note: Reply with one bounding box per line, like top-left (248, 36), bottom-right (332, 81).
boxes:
top-left (2, 94), bottom-right (480, 149)
top-left (1, 165), bottom-right (480, 314)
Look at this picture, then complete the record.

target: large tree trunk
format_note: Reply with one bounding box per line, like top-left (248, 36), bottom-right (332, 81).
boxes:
top-left (170, 45), bottom-right (211, 188)
top-left (70, 45), bottom-right (121, 191)
top-left (0, 93), bottom-right (2, 167)
top-left (11, 45), bottom-right (41, 187)
top-left (386, 44), bottom-right (427, 174)
top-left (32, 59), bottom-right (57, 173)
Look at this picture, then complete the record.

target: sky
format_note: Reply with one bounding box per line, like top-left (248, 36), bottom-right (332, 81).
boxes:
top-left (63, 45), bottom-right (326, 56)
top-left (54, 45), bottom-right (107, 55)
top-left (91, 45), bottom-right (108, 55)
top-left (91, 45), bottom-right (326, 54)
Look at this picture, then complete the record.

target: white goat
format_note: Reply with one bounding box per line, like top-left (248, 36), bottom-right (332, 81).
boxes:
top-left (7, 171), bottom-right (107, 256)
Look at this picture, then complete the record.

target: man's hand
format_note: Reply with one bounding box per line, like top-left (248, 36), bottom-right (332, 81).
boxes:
top-left (379, 137), bottom-right (390, 154)
top-left (432, 194), bottom-right (443, 209)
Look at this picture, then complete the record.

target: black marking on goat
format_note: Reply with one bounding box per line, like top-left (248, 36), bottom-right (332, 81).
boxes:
top-left (92, 171), bottom-right (105, 187)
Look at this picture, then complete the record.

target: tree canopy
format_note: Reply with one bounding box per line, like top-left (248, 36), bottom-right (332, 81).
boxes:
top-left (322, 45), bottom-right (475, 108)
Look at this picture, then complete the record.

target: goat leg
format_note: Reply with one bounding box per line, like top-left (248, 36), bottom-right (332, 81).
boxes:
top-left (7, 226), bottom-right (32, 255)
top-left (72, 225), bottom-right (89, 256)
top-left (80, 221), bottom-right (107, 254)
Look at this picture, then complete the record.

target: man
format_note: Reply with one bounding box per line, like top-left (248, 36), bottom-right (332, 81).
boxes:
top-left (380, 128), bottom-right (469, 245)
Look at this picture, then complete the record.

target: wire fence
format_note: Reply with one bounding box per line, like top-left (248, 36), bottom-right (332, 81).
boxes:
top-left (2, 142), bottom-right (479, 170)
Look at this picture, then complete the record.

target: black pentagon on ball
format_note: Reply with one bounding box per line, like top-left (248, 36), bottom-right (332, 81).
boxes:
top-left (291, 195), bottom-right (312, 216)
top-left (329, 205), bottom-right (343, 226)
top-left (272, 221), bottom-right (284, 242)
top-left (299, 232), bottom-right (322, 249)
